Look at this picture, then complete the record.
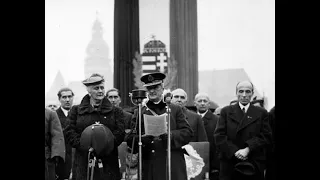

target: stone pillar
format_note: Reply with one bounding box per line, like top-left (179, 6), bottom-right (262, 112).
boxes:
top-left (114, 0), bottom-right (140, 108)
top-left (170, 0), bottom-right (198, 106)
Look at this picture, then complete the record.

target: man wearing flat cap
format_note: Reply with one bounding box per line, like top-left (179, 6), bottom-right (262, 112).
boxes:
top-left (214, 80), bottom-right (272, 180)
top-left (64, 73), bottom-right (126, 180)
top-left (126, 72), bottom-right (193, 180)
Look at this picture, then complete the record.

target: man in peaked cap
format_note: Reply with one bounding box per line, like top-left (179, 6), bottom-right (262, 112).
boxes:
top-left (126, 72), bottom-right (193, 180)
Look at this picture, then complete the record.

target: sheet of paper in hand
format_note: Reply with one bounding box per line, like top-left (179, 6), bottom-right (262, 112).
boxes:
top-left (143, 114), bottom-right (168, 137)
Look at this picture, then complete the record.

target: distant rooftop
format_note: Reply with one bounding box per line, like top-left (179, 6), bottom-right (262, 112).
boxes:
top-left (198, 68), bottom-right (261, 107)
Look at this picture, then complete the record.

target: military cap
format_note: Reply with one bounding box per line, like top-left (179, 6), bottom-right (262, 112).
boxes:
top-left (140, 72), bottom-right (166, 87)
top-left (82, 73), bottom-right (105, 86)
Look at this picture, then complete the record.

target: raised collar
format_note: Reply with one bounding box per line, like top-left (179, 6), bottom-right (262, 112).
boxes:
top-left (78, 94), bottom-right (113, 114)
top-left (145, 99), bottom-right (167, 110)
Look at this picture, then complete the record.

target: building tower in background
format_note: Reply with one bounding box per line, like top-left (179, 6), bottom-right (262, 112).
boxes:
top-left (84, 14), bottom-right (113, 90)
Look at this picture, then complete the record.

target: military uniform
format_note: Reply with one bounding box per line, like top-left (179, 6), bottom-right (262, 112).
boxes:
top-left (126, 72), bottom-right (193, 180)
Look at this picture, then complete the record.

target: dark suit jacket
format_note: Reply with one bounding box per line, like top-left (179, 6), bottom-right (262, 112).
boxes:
top-left (214, 103), bottom-right (272, 179)
top-left (182, 107), bottom-right (208, 142)
top-left (55, 107), bottom-right (72, 179)
top-left (202, 110), bottom-right (219, 170)
top-left (123, 110), bottom-right (133, 130)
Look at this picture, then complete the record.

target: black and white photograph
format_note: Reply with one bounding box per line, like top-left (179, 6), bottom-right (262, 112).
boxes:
top-left (45, 0), bottom-right (275, 180)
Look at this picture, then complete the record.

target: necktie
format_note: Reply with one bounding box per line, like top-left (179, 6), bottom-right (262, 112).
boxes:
top-left (242, 108), bottom-right (246, 118)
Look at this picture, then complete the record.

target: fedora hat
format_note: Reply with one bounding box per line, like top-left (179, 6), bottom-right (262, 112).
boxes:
top-left (234, 161), bottom-right (256, 176)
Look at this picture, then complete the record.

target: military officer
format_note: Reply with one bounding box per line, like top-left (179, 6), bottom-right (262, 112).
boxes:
top-left (126, 72), bottom-right (193, 180)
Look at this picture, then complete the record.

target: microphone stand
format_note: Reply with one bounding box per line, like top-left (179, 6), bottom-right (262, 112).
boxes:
top-left (129, 90), bottom-right (147, 180)
top-left (138, 101), bottom-right (142, 180)
top-left (166, 101), bottom-right (171, 180)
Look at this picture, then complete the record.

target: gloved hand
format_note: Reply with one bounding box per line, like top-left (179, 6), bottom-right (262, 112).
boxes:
top-left (159, 133), bottom-right (172, 147)
top-left (141, 135), bottom-right (154, 145)
top-left (126, 134), bottom-right (154, 152)
top-left (52, 156), bottom-right (62, 167)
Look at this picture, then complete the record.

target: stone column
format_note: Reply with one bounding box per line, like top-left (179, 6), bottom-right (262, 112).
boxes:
top-left (170, 0), bottom-right (198, 106)
top-left (114, 0), bottom-right (140, 108)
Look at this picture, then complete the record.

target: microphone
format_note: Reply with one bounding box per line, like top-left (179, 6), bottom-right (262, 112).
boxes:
top-left (164, 92), bottom-right (172, 104)
top-left (89, 147), bottom-right (94, 152)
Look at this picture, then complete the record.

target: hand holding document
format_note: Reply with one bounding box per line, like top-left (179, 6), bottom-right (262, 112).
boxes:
top-left (143, 114), bottom-right (167, 137)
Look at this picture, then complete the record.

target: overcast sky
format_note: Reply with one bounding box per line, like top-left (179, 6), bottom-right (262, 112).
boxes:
top-left (45, 0), bottom-right (275, 108)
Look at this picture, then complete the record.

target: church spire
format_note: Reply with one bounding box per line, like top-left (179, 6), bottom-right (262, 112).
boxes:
top-left (92, 11), bottom-right (103, 39)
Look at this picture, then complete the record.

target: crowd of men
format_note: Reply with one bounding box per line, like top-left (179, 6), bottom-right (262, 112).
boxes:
top-left (45, 72), bottom-right (275, 180)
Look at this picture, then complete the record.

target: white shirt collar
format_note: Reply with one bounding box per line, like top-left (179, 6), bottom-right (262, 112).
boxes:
top-left (197, 110), bottom-right (208, 118)
top-left (60, 107), bottom-right (69, 117)
top-left (238, 102), bottom-right (250, 113)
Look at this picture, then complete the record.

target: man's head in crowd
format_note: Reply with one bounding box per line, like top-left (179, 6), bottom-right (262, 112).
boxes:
top-left (194, 92), bottom-right (211, 113)
top-left (106, 88), bottom-right (121, 107)
top-left (171, 88), bottom-right (188, 108)
top-left (57, 87), bottom-right (74, 110)
top-left (236, 80), bottom-right (254, 106)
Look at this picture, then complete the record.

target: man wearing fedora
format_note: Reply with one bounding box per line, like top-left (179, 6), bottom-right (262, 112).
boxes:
top-left (64, 73), bottom-right (126, 180)
top-left (126, 72), bottom-right (193, 180)
top-left (214, 80), bottom-right (272, 180)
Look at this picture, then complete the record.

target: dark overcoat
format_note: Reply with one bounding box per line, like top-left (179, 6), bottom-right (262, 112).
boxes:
top-left (56, 107), bottom-right (73, 179)
top-left (126, 100), bottom-right (193, 180)
top-left (182, 107), bottom-right (208, 142)
top-left (214, 103), bottom-right (272, 180)
top-left (65, 95), bottom-right (125, 180)
top-left (202, 110), bottom-right (220, 172)
top-left (45, 108), bottom-right (66, 180)
top-left (265, 106), bottom-right (275, 180)
top-left (123, 110), bottom-right (133, 130)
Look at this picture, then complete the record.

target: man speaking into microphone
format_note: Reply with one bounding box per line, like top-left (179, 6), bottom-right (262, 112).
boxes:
top-left (126, 72), bottom-right (193, 180)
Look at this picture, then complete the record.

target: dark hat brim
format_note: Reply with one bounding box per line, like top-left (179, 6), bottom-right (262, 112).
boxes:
top-left (140, 72), bottom-right (166, 86)
top-left (234, 161), bottom-right (256, 176)
top-left (143, 80), bottom-right (163, 87)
